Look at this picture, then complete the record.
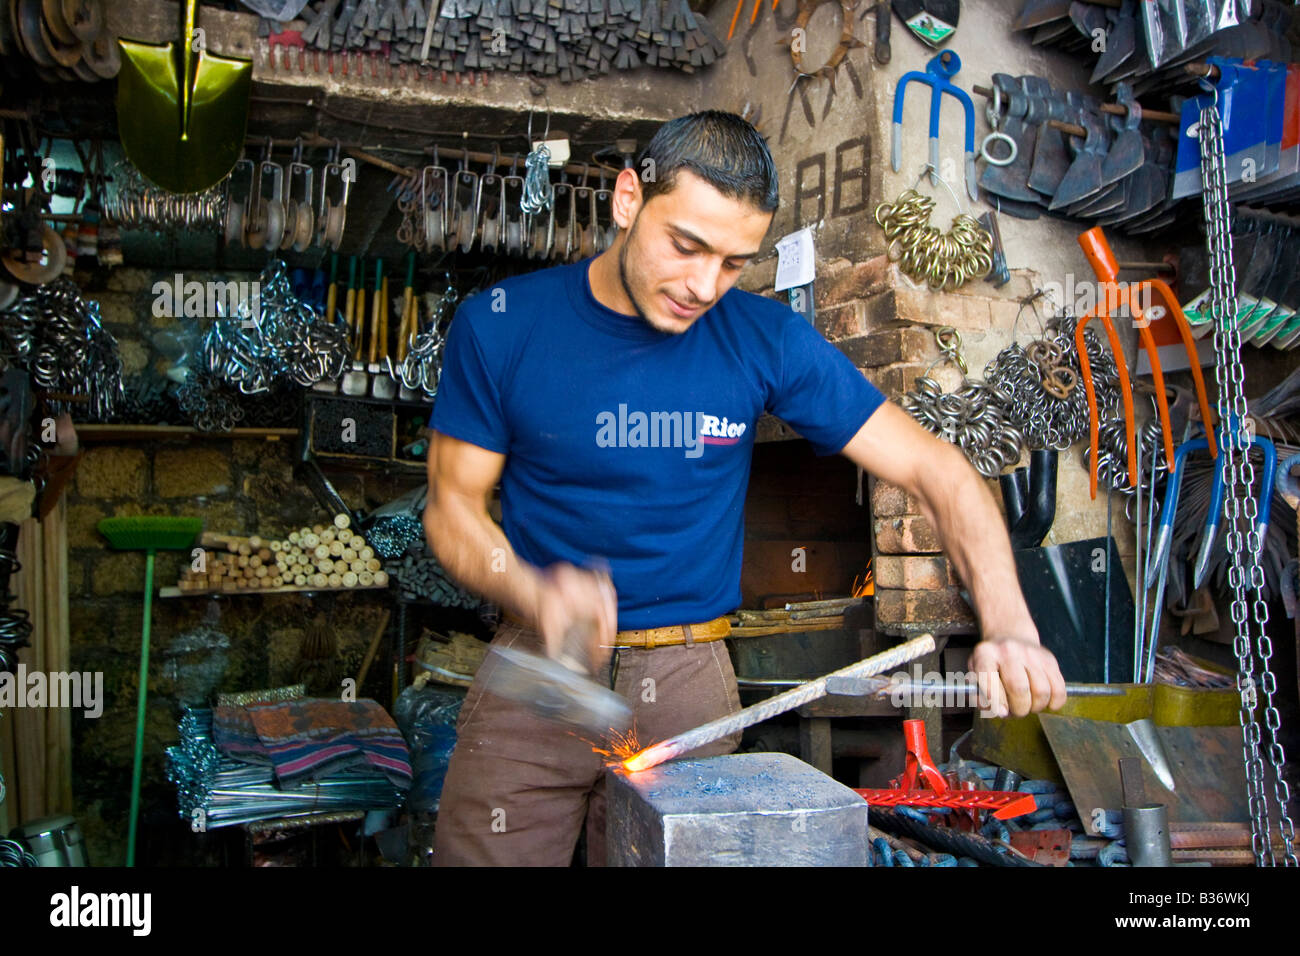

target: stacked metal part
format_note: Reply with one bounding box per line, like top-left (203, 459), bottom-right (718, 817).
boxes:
top-left (0, 278), bottom-right (123, 421)
top-left (198, 260), bottom-right (352, 396)
top-left (287, 0), bottom-right (727, 82)
top-left (978, 75), bottom-right (1181, 233)
top-left (1014, 0), bottom-right (1293, 93)
top-left (387, 546), bottom-right (483, 607)
top-left (166, 708), bottom-right (406, 829)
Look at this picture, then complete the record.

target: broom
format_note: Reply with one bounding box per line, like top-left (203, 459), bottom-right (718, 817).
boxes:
top-left (97, 516), bottom-right (202, 866)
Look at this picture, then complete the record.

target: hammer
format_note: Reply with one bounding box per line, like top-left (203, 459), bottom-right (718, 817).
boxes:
top-left (484, 618), bottom-right (632, 733)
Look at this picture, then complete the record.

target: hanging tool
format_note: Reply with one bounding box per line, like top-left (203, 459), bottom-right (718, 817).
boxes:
top-left (372, 269), bottom-right (397, 400)
top-left (891, 0), bottom-right (958, 48)
top-left (891, 50), bottom-right (979, 202)
top-left (1191, 418), bottom-right (1276, 590)
top-left (1075, 227), bottom-right (1183, 500)
top-left (313, 253), bottom-right (341, 394)
top-left (873, 0), bottom-right (891, 64)
top-left (1084, 225), bottom-right (1217, 450)
top-left (115, 0), bottom-right (252, 193)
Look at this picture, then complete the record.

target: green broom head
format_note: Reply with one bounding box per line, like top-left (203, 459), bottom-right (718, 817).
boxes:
top-left (97, 516), bottom-right (203, 551)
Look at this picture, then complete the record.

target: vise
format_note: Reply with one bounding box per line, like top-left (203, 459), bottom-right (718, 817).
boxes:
top-left (606, 752), bottom-right (869, 867)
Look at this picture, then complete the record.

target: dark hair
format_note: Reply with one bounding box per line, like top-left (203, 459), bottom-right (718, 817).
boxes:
top-left (635, 111), bottom-right (778, 213)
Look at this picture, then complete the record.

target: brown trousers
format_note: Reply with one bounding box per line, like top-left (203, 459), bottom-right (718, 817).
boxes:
top-left (432, 621), bottom-right (742, 866)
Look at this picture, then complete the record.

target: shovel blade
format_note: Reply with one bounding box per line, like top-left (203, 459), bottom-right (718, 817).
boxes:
top-left (116, 40), bottom-right (252, 194)
top-left (1100, 129), bottom-right (1145, 185)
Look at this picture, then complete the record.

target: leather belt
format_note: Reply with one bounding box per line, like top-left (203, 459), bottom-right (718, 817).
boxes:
top-left (502, 612), bottom-right (731, 649)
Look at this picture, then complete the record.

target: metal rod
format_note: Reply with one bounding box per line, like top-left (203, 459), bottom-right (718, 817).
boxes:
top-left (621, 634), bottom-right (936, 773)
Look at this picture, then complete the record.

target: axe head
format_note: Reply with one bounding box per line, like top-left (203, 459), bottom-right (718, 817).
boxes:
top-left (486, 645), bottom-right (632, 733)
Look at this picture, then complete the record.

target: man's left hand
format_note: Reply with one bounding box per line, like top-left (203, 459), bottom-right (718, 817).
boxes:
top-left (970, 634), bottom-right (1067, 718)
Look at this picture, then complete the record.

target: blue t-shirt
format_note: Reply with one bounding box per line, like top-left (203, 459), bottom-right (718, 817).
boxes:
top-left (430, 257), bottom-right (886, 629)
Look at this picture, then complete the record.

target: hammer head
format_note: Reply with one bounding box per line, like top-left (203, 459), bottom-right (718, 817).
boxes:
top-left (486, 644), bottom-right (632, 733)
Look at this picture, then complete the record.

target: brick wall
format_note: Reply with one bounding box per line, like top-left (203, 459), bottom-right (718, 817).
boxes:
top-left (747, 255), bottom-right (1044, 636)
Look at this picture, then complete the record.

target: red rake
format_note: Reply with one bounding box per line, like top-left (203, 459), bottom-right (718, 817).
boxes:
top-left (854, 719), bottom-right (1038, 822)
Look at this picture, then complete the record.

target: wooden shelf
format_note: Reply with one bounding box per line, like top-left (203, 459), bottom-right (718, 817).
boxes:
top-left (79, 425), bottom-right (299, 442)
top-left (159, 584), bottom-right (389, 598)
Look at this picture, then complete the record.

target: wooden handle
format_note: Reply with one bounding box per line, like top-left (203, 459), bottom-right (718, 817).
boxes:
top-left (326, 279), bottom-right (338, 326)
top-left (353, 287), bottom-right (366, 362)
top-left (379, 276), bottom-right (389, 361)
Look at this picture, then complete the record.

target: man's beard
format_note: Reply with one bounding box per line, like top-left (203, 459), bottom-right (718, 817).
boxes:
top-left (617, 214), bottom-right (680, 335)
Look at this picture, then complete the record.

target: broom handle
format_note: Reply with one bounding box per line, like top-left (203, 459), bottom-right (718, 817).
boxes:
top-left (127, 550), bottom-right (155, 867)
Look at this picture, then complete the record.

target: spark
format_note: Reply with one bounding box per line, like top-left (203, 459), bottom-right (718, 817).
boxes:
top-left (588, 726), bottom-right (645, 766)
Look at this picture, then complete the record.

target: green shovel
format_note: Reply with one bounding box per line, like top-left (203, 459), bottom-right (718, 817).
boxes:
top-left (116, 0), bottom-right (253, 194)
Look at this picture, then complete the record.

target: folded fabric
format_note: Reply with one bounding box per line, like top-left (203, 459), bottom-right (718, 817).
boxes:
top-left (213, 698), bottom-right (411, 789)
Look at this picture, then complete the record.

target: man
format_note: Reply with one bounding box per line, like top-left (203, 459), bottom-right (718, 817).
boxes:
top-left (425, 111), bottom-right (1065, 866)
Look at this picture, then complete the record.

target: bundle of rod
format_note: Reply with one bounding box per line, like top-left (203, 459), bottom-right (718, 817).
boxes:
top-left (1152, 647), bottom-right (1234, 689)
top-left (175, 515), bottom-right (390, 593)
top-left (289, 0), bottom-right (726, 83)
top-left (726, 596), bottom-right (866, 636)
top-left (201, 260), bottom-right (351, 396)
top-left (386, 546), bottom-right (481, 607)
top-left (166, 708), bottom-right (405, 829)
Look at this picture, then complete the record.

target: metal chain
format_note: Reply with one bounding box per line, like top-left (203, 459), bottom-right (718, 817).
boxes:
top-left (1198, 98), bottom-right (1295, 867)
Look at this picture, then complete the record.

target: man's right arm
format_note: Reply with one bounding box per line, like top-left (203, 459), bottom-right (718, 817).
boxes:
top-left (423, 429), bottom-right (618, 668)
top-left (425, 429), bottom-right (544, 622)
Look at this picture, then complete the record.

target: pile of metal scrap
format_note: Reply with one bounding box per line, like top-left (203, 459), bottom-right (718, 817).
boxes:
top-left (275, 0), bottom-right (727, 82)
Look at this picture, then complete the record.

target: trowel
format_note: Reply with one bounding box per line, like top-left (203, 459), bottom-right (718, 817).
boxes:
top-left (485, 621), bottom-right (632, 733)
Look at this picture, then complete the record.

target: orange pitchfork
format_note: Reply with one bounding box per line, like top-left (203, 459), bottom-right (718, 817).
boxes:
top-left (1075, 227), bottom-right (1217, 500)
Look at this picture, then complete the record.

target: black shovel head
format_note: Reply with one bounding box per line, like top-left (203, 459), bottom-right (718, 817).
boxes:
top-left (1014, 537), bottom-right (1134, 683)
top-left (1013, 0), bottom-right (1070, 31)
top-left (1092, 0), bottom-right (1137, 84)
top-left (1099, 128), bottom-right (1145, 186)
top-left (892, 0), bottom-right (959, 47)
